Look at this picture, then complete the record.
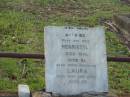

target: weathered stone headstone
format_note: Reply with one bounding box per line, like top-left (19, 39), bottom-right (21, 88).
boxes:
top-left (44, 26), bottom-right (108, 96)
top-left (113, 14), bottom-right (130, 49)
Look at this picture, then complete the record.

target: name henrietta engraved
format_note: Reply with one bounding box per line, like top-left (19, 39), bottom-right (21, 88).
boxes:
top-left (61, 44), bottom-right (88, 50)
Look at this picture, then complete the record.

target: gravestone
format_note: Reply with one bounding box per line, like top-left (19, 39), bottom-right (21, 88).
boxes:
top-left (113, 14), bottom-right (130, 49)
top-left (44, 26), bottom-right (108, 96)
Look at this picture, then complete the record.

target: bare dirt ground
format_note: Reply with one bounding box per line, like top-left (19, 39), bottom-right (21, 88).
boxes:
top-left (119, 93), bottom-right (130, 97)
top-left (0, 92), bottom-right (17, 97)
top-left (121, 0), bottom-right (130, 4)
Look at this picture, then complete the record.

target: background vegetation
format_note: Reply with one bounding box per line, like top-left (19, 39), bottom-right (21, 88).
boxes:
top-left (0, 0), bottom-right (130, 95)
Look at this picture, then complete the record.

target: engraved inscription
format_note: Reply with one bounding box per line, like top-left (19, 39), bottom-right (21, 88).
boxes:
top-left (44, 26), bottom-right (108, 95)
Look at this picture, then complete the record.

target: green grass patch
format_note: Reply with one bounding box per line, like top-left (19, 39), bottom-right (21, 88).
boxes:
top-left (0, 58), bottom-right (44, 92)
top-left (0, 10), bottom-right (44, 91)
top-left (106, 31), bottom-right (129, 56)
top-left (109, 62), bottom-right (130, 94)
top-left (33, 0), bottom-right (65, 6)
top-left (0, 10), bottom-right (44, 53)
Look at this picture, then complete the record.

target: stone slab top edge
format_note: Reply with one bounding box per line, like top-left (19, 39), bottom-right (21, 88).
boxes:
top-left (44, 26), bottom-right (104, 30)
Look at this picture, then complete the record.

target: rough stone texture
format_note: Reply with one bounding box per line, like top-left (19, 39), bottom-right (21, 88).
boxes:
top-left (113, 14), bottom-right (130, 33)
top-left (44, 26), bottom-right (108, 95)
top-left (18, 85), bottom-right (30, 97)
top-left (121, 0), bottom-right (130, 4)
top-left (113, 14), bottom-right (130, 49)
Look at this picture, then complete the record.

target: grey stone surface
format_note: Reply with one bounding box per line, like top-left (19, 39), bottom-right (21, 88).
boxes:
top-left (44, 26), bottom-right (108, 95)
top-left (18, 84), bottom-right (30, 97)
top-left (113, 14), bottom-right (130, 49)
top-left (113, 14), bottom-right (130, 33)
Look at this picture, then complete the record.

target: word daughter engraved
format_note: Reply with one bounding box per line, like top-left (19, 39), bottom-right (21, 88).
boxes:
top-left (44, 26), bottom-right (108, 95)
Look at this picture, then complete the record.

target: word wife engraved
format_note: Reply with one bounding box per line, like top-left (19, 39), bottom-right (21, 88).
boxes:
top-left (44, 26), bottom-right (108, 95)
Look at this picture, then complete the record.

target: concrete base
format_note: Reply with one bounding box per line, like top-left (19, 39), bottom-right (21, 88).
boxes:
top-left (32, 92), bottom-right (113, 97)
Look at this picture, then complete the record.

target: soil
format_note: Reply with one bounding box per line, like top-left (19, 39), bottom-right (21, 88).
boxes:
top-left (119, 93), bottom-right (130, 97)
top-left (0, 92), bottom-right (17, 97)
top-left (121, 0), bottom-right (130, 4)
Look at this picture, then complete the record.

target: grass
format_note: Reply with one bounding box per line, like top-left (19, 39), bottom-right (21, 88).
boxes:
top-left (0, 10), bottom-right (44, 53)
top-left (0, 58), bottom-right (45, 92)
top-left (106, 31), bottom-right (130, 94)
top-left (0, 0), bottom-right (130, 95)
top-left (106, 31), bottom-right (130, 57)
top-left (0, 10), bottom-right (44, 91)
top-left (34, 0), bottom-right (65, 6)
top-left (109, 62), bottom-right (130, 94)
